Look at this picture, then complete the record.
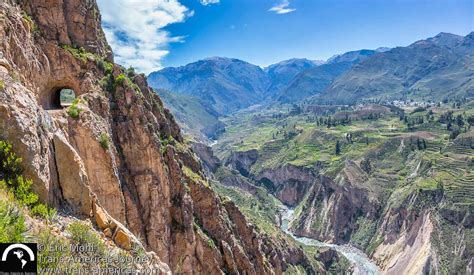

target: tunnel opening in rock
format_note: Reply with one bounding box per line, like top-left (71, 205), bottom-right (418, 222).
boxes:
top-left (44, 88), bottom-right (76, 110)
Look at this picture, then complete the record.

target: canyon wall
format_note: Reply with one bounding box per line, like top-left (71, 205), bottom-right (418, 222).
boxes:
top-left (0, 1), bottom-right (313, 273)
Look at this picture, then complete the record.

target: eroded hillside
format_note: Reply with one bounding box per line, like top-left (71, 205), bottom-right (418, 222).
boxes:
top-left (212, 101), bottom-right (474, 274)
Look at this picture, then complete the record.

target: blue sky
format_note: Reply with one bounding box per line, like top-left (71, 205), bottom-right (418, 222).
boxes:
top-left (97, 0), bottom-right (473, 73)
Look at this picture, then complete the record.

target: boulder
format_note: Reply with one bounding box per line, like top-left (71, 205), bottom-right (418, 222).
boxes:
top-left (114, 227), bottom-right (131, 250)
top-left (103, 228), bottom-right (112, 238)
top-left (94, 204), bottom-right (109, 230)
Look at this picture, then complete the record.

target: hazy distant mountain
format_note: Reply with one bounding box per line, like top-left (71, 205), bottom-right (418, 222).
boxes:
top-left (264, 58), bottom-right (322, 93)
top-left (148, 57), bottom-right (270, 115)
top-left (148, 57), bottom-right (324, 138)
top-left (155, 89), bottom-right (225, 140)
top-left (316, 32), bottom-right (474, 104)
top-left (275, 50), bottom-right (378, 103)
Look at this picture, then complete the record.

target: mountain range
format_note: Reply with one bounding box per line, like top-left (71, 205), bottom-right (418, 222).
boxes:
top-left (148, 51), bottom-right (377, 139)
top-left (316, 32), bottom-right (474, 104)
top-left (148, 32), bottom-right (473, 139)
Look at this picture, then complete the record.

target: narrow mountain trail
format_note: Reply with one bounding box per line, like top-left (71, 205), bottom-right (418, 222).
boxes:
top-left (280, 207), bottom-right (380, 275)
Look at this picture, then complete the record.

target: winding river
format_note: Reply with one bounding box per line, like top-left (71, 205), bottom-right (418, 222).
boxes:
top-left (280, 207), bottom-right (380, 275)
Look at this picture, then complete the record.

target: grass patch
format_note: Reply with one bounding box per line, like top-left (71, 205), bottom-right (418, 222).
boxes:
top-left (37, 230), bottom-right (72, 271)
top-left (68, 222), bottom-right (106, 256)
top-left (115, 73), bottom-right (141, 93)
top-left (21, 11), bottom-right (39, 34)
top-left (115, 74), bottom-right (127, 86)
top-left (99, 133), bottom-right (110, 150)
top-left (0, 200), bottom-right (26, 243)
top-left (183, 166), bottom-right (208, 187)
top-left (60, 44), bottom-right (96, 63)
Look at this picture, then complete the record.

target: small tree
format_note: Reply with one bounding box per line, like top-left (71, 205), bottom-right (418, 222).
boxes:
top-left (360, 158), bottom-right (372, 174)
top-left (447, 121), bottom-right (452, 131)
top-left (456, 114), bottom-right (464, 128)
top-left (335, 140), bottom-right (341, 155)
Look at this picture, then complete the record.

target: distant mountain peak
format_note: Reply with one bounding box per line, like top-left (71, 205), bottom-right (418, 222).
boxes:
top-left (326, 49), bottom-right (377, 64)
top-left (411, 32), bottom-right (463, 48)
top-left (264, 58), bottom-right (322, 71)
top-left (375, 47), bottom-right (391, 52)
top-left (202, 56), bottom-right (238, 62)
top-left (434, 32), bottom-right (462, 39)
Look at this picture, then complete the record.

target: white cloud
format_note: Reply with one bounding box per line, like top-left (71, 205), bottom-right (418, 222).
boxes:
top-left (269, 0), bottom-right (296, 14)
top-left (97, 0), bottom-right (192, 73)
top-left (200, 0), bottom-right (219, 5)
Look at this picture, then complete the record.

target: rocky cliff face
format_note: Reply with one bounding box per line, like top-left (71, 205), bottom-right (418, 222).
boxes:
top-left (291, 137), bottom-right (473, 273)
top-left (256, 164), bottom-right (315, 207)
top-left (292, 167), bottom-right (380, 243)
top-left (0, 1), bottom-right (313, 273)
top-left (225, 150), bottom-right (315, 206)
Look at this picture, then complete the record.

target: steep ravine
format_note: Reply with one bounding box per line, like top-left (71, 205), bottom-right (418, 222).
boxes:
top-left (281, 206), bottom-right (380, 274)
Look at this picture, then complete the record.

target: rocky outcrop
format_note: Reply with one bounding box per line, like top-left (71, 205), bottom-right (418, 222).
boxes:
top-left (19, 0), bottom-right (113, 60)
top-left (292, 170), bottom-right (380, 243)
top-left (315, 247), bottom-right (340, 270)
top-left (52, 133), bottom-right (93, 215)
top-left (372, 211), bottom-right (434, 274)
top-left (225, 149), bottom-right (316, 206)
top-left (0, 1), bottom-right (313, 273)
top-left (256, 164), bottom-right (316, 206)
top-left (191, 142), bottom-right (220, 175)
top-left (215, 166), bottom-right (260, 195)
top-left (225, 149), bottom-right (258, 177)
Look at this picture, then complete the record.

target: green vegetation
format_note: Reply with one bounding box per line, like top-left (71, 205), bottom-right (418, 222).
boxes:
top-left (0, 199), bottom-right (26, 243)
top-left (99, 133), bottom-right (110, 150)
top-left (115, 73), bottom-right (141, 93)
top-left (0, 140), bottom-right (55, 220)
top-left (431, 216), bottom-right (474, 274)
top-left (283, 264), bottom-right (308, 274)
top-left (60, 44), bottom-right (97, 63)
top-left (126, 66), bottom-right (136, 78)
top-left (115, 73), bottom-right (127, 86)
top-left (21, 11), bottom-right (39, 34)
top-left (68, 222), bottom-right (106, 255)
top-left (30, 203), bottom-right (56, 221)
top-left (38, 221), bottom-right (138, 272)
top-left (67, 98), bottom-right (82, 119)
top-left (0, 80), bottom-right (4, 91)
top-left (96, 58), bottom-right (114, 74)
top-left (37, 230), bottom-right (71, 271)
top-left (212, 171), bottom-right (281, 234)
top-left (183, 166), bottom-right (208, 187)
top-left (350, 217), bottom-right (377, 249)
